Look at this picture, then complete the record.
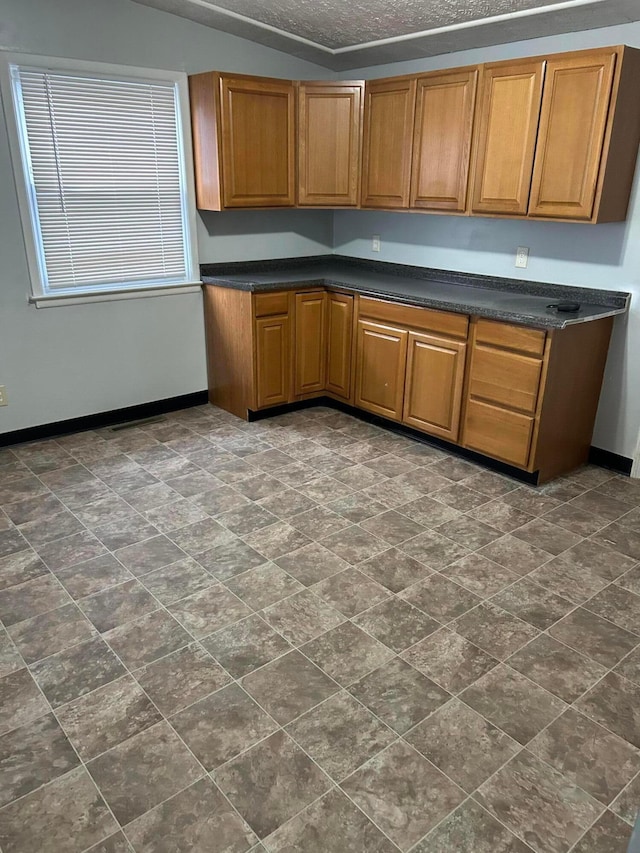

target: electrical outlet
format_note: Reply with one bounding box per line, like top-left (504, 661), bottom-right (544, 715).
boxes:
top-left (515, 246), bottom-right (529, 269)
top-left (0, 387), bottom-right (7, 407)
top-left (372, 235), bottom-right (381, 252)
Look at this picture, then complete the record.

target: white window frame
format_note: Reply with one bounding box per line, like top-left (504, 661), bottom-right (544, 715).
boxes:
top-left (0, 53), bottom-right (201, 307)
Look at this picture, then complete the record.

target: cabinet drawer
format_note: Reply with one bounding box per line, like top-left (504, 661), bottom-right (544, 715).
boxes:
top-left (359, 297), bottom-right (468, 338)
top-left (469, 345), bottom-right (543, 414)
top-left (464, 399), bottom-right (534, 468)
top-left (254, 292), bottom-right (290, 317)
top-left (476, 319), bottom-right (546, 356)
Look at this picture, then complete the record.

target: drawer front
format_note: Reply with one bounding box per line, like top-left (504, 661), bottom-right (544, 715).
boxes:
top-left (359, 296), bottom-right (468, 339)
top-left (469, 345), bottom-right (543, 414)
top-left (464, 399), bottom-right (534, 468)
top-left (254, 291), bottom-right (290, 317)
top-left (476, 318), bottom-right (546, 356)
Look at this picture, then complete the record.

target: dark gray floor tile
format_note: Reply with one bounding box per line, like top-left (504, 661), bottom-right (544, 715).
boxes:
top-left (167, 580), bottom-right (252, 637)
top-left (266, 787), bottom-right (397, 853)
top-left (442, 552), bottom-right (519, 597)
top-left (0, 574), bottom-right (71, 627)
top-left (258, 488), bottom-right (317, 519)
top-left (0, 632), bottom-right (23, 678)
top-left (3, 494), bottom-right (63, 526)
top-left (115, 535), bottom-right (186, 576)
top-left (201, 615), bottom-right (291, 679)
top-left (585, 584), bottom-right (640, 635)
top-left (360, 510), bottom-right (425, 546)
top-left (218, 503), bottom-right (280, 537)
top-left (453, 602), bottom-right (539, 660)
top-left (406, 698), bottom-right (520, 793)
top-left (435, 516), bottom-right (502, 550)
top-left (225, 563), bottom-right (303, 611)
top-left (139, 558), bottom-right (215, 605)
top-left (302, 622), bottom-right (393, 685)
top-left (54, 554), bottom-right (133, 600)
top-left (402, 627), bottom-right (498, 693)
top-left (461, 664), bottom-right (566, 745)
top-left (0, 528), bottom-right (28, 560)
top-left (142, 498), bottom-right (208, 533)
top-left (0, 474), bottom-right (48, 507)
top-left (197, 537), bottom-right (267, 581)
top-left (529, 555), bottom-right (611, 605)
top-left (359, 547), bottom-right (432, 593)
top-left (262, 589), bottom-right (345, 645)
top-left (348, 657), bottom-right (450, 734)
top-left (354, 597), bottom-right (439, 652)
top-left (274, 541), bottom-right (348, 586)
top-left (312, 566), bottom-right (391, 617)
top-left (468, 499), bottom-right (535, 534)
top-left (125, 776), bottom-right (257, 853)
top-left (134, 642), bottom-right (230, 716)
top-left (56, 674), bottom-right (162, 761)
top-left (0, 712), bottom-right (79, 806)
top-left (241, 650), bottom-right (338, 725)
top-left (398, 495), bottom-right (461, 528)
top-left (0, 550), bottom-right (48, 592)
top-left (543, 503), bottom-right (610, 538)
top-left (36, 530), bottom-right (108, 571)
top-left (171, 682), bottom-right (277, 770)
top-left (507, 634), bottom-right (607, 703)
top-left (320, 525), bottom-right (386, 565)
top-left (235, 473), bottom-right (288, 502)
top-left (617, 565), bottom-right (640, 597)
top-left (8, 603), bottom-right (96, 663)
top-left (548, 608), bottom-right (639, 668)
top-left (610, 772), bottom-right (640, 825)
top-left (400, 574), bottom-right (482, 623)
top-left (82, 830), bottom-right (134, 852)
top-left (431, 483), bottom-right (490, 512)
top-left (414, 798), bottom-right (533, 852)
top-left (191, 484), bottom-right (250, 517)
top-left (94, 513), bottom-right (159, 551)
top-left (511, 518), bottom-right (582, 556)
top-left (528, 708), bottom-right (640, 806)
top-left (0, 668), bottom-right (49, 734)
top-left (244, 522), bottom-right (311, 561)
top-left (342, 739), bottom-right (465, 851)
top-left (570, 491), bottom-right (633, 523)
top-left (615, 645), bottom-right (640, 686)
top-left (285, 691), bottom-right (395, 782)
top-left (288, 505), bottom-right (351, 540)
top-left (79, 580), bottom-right (158, 633)
top-left (104, 609), bottom-right (191, 669)
top-left (214, 730), bottom-right (331, 839)
top-left (30, 636), bottom-right (126, 708)
top-left (478, 535), bottom-right (553, 576)
top-left (501, 488), bottom-right (563, 517)
top-left (0, 767), bottom-right (118, 853)
top-left (88, 721), bottom-right (202, 825)
top-left (400, 529), bottom-right (470, 570)
top-left (571, 810), bottom-right (632, 853)
top-left (491, 578), bottom-right (574, 630)
top-left (576, 673), bottom-right (640, 749)
top-left (560, 539), bottom-right (636, 582)
top-left (475, 750), bottom-right (603, 853)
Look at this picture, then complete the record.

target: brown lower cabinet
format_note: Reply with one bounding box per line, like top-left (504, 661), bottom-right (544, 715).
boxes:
top-left (203, 284), bottom-right (613, 482)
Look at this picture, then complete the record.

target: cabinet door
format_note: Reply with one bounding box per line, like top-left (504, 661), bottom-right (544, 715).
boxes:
top-left (361, 77), bottom-right (417, 209)
top-left (219, 75), bottom-right (295, 208)
top-left (529, 50), bottom-right (617, 220)
top-left (255, 315), bottom-right (291, 408)
top-left (410, 68), bottom-right (478, 211)
top-left (326, 292), bottom-right (354, 399)
top-left (471, 60), bottom-right (545, 215)
top-left (355, 320), bottom-right (408, 420)
top-left (403, 332), bottom-right (467, 440)
top-left (294, 292), bottom-right (327, 396)
top-left (298, 82), bottom-right (364, 207)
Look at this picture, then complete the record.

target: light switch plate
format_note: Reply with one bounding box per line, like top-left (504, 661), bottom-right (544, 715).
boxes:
top-left (372, 235), bottom-right (381, 252)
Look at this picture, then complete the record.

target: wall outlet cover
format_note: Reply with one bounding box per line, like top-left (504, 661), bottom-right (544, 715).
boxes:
top-left (515, 246), bottom-right (529, 268)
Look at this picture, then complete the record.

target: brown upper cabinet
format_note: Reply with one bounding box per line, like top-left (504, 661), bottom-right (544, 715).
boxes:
top-left (189, 72), bottom-right (296, 209)
top-left (298, 82), bottom-right (364, 207)
top-left (470, 58), bottom-right (545, 215)
top-left (410, 67), bottom-right (478, 212)
top-left (361, 76), bottom-right (417, 209)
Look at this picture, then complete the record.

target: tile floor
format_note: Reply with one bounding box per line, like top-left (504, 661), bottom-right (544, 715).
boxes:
top-left (0, 404), bottom-right (639, 852)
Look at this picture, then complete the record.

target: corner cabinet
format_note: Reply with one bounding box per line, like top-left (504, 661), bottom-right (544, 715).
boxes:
top-left (298, 82), bottom-right (364, 207)
top-left (189, 72), bottom-right (296, 209)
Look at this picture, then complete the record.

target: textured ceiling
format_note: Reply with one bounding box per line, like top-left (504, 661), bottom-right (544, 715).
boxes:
top-left (130, 0), bottom-right (640, 68)
top-left (201, 0), bottom-right (575, 49)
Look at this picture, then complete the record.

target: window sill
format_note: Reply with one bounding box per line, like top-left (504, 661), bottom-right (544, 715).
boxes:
top-left (29, 283), bottom-right (203, 308)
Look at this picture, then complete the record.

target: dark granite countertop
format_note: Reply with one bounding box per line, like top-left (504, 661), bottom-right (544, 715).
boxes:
top-left (200, 255), bottom-right (630, 329)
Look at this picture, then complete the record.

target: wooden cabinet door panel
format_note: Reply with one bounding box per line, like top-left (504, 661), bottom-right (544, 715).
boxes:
top-left (529, 51), bottom-right (616, 220)
top-left (469, 346), bottom-right (543, 415)
top-left (220, 76), bottom-right (295, 208)
top-left (471, 60), bottom-right (544, 215)
top-left (361, 77), bottom-right (417, 209)
top-left (295, 292), bottom-right (327, 395)
top-left (255, 315), bottom-right (291, 408)
top-left (411, 68), bottom-right (478, 211)
top-left (326, 292), bottom-right (354, 399)
top-left (298, 82), bottom-right (363, 206)
top-left (464, 399), bottom-right (534, 468)
top-left (355, 320), bottom-right (408, 420)
top-left (403, 332), bottom-right (466, 440)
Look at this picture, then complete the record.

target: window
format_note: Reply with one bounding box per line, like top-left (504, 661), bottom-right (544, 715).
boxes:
top-left (2, 56), bottom-right (199, 304)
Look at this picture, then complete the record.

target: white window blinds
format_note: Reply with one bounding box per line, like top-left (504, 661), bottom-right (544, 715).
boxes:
top-left (10, 65), bottom-right (195, 295)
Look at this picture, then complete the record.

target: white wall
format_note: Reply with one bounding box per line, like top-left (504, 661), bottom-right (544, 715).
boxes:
top-left (334, 22), bottom-right (640, 459)
top-left (0, 0), bottom-right (332, 435)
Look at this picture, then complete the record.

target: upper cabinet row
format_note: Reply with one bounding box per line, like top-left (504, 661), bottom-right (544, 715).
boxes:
top-left (188, 45), bottom-right (640, 222)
